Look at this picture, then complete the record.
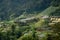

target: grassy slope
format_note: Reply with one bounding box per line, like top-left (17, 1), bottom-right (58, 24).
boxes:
top-left (9, 6), bottom-right (60, 24)
top-left (37, 6), bottom-right (60, 17)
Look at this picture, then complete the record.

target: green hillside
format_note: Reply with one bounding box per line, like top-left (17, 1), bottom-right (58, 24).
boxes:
top-left (0, 0), bottom-right (52, 21)
top-left (0, 0), bottom-right (60, 40)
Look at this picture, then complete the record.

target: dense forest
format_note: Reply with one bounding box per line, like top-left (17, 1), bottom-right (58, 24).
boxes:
top-left (0, 0), bottom-right (60, 40)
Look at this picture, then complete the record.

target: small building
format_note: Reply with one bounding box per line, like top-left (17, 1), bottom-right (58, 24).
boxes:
top-left (50, 16), bottom-right (60, 23)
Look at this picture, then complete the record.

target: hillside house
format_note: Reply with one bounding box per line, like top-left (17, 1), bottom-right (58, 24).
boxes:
top-left (50, 16), bottom-right (60, 23)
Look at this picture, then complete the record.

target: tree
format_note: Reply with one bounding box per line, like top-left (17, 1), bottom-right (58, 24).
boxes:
top-left (10, 24), bottom-right (17, 40)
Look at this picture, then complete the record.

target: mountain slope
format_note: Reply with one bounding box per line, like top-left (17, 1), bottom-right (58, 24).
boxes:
top-left (0, 0), bottom-right (52, 21)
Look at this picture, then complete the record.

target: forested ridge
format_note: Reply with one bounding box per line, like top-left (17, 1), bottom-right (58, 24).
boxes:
top-left (0, 0), bottom-right (60, 40)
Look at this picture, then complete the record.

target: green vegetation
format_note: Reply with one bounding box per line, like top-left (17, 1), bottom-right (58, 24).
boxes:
top-left (0, 0), bottom-right (60, 40)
